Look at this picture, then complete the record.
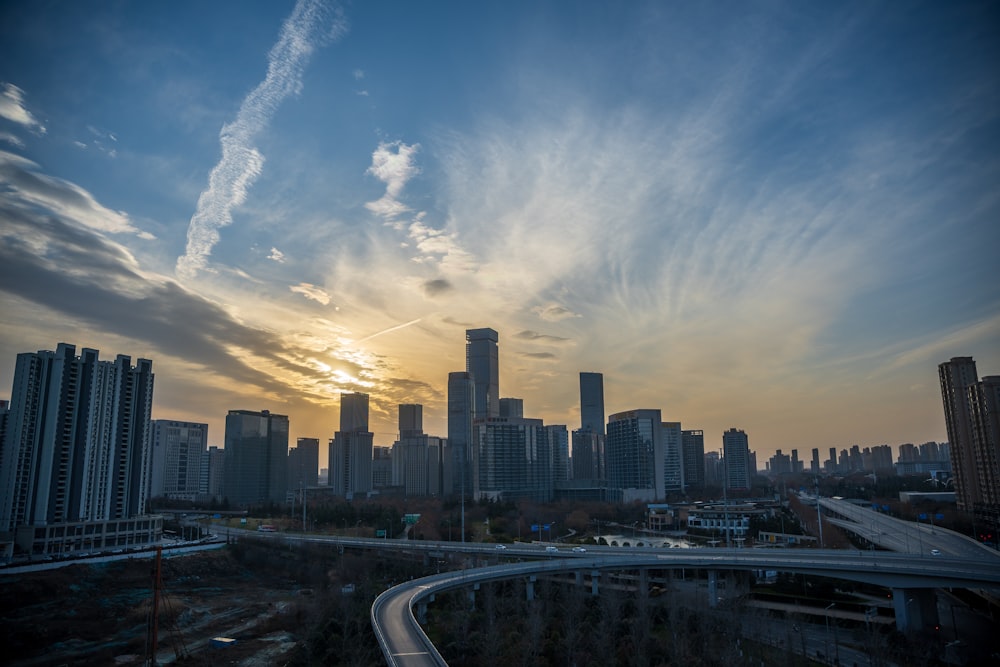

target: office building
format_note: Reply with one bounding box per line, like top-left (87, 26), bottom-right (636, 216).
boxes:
top-left (466, 328), bottom-right (499, 420)
top-left (150, 420), bottom-right (207, 501)
top-left (329, 393), bottom-right (374, 498)
top-left (547, 424), bottom-right (570, 483)
top-left (571, 429), bottom-right (604, 481)
top-left (0, 343), bottom-right (160, 555)
top-left (682, 429), bottom-right (705, 489)
top-left (446, 371), bottom-right (475, 498)
top-left (606, 409), bottom-right (663, 502)
top-left (499, 397), bottom-right (524, 418)
top-left (205, 446), bottom-right (226, 500)
top-left (579, 372), bottom-right (606, 435)
top-left (811, 448), bottom-right (820, 474)
top-left (662, 421), bottom-right (684, 494)
top-left (722, 428), bottom-right (751, 491)
top-left (475, 417), bottom-right (551, 502)
top-left (939, 357), bottom-right (980, 511)
top-left (288, 437), bottom-right (319, 492)
top-left (393, 404), bottom-right (444, 496)
top-left (223, 410), bottom-right (288, 506)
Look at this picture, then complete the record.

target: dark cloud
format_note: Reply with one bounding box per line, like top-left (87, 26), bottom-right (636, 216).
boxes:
top-left (521, 351), bottom-right (557, 360)
top-left (514, 330), bottom-right (571, 344)
top-left (422, 278), bottom-right (453, 297)
top-left (0, 202), bottom-right (319, 392)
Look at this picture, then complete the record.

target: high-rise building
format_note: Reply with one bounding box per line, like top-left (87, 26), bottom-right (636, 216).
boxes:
top-left (811, 448), bottom-right (820, 474)
top-left (606, 409), bottom-right (663, 502)
top-left (682, 430), bottom-right (705, 489)
top-left (0, 343), bottom-right (155, 532)
top-left (466, 328), bottom-right (499, 420)
top-left (546, 424), bottom-right (570, 483)
top-left (288, 437), bottom-right (319, 491)
top-left (571, 430), bottom-right (604, 481)
top-left (722, 428), bottom-right (751, 491)
top-left (662, 421), bottom-right (684, 494)
top-left (329, 393), bottom-right (373, 498)
top-left (223, 410), bottom-right (288, 506)
top-left (499, 397), bottom-right (524, 418)
top-left (0, 343), bottom-right (160, 555)
top-left (579, 372), bottom-right (605, 435)
top-left (475, 417), bottom-right (551, 502)
top-left (150, 420), bottom-right (208, 501)
top-left (968, 376), bottom-right (1000, 524)
top-left (205, 446), bottom-right (226, 500)
top-left (446, 371), bottom-right (475, 498)
top-left (398, 404), bottom-right (423, 438)
top-left (939, 357), bottom-right (980, 511)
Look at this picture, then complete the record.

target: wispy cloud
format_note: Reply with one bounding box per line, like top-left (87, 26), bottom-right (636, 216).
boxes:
top-left (176, 0), bottom-right (347, 279)
top-left (0, 132), bottom-right (25, 149)
top-left (268, 247), bottom-right (286, 263)
top-left (364, 140), bottom-right (420, 221)
top-left (533, 304), bottom-right (580, 322)
top-left (514, 330), bottom-right (572, 345)
top-left (0, 83), bottom-right (45, 134)
top-left (290, 282), bottom-right (331, 305)
top-left (0, 150), bottom-right (140, 235)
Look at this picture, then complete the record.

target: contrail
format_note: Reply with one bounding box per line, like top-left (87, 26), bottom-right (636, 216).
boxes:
top-left (357, 318), bottom-right (422, 342)
top-left (176, 0), bottom-right (346, 279)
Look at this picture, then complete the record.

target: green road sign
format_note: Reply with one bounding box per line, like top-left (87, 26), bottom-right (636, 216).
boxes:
top-left (404, 513), bottom-right (421, 525)
top-left (376, 529), bottom-right (387, 537)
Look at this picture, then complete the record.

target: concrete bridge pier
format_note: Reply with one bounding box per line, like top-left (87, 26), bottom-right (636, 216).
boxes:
top-left (708, 570), bottom-right (718, 608)
top-left (892, 588), bottom-right (939, 634)
top-left (638, 569), bottom-right (648, 597)
top-left (526, 575), bottom-right (537, 601)
top-left (468, 582), bottom-right (480, 610)
top-left (575, 570), bottom-right (583, 586)
top-left (591, 570), bottom-right (601, 596)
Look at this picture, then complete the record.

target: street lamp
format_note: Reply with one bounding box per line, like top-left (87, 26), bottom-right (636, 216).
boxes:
top-left (825, 603), bottom-right (840, 665)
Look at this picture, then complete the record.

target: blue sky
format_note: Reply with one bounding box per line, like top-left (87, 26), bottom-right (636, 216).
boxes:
top-left (1, 0), bottom-right (998, 462)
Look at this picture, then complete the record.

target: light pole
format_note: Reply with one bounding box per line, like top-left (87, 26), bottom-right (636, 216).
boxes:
top-left (825, 603), bottom-right (840, 665)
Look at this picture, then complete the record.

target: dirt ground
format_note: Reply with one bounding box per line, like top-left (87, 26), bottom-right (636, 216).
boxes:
top-left (0, 549), bottom-right (317, 666)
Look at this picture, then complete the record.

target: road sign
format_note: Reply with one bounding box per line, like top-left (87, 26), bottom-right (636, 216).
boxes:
top-left (404, 513), bottom-right (421, 525)
top-left (376, 529), bottom-right (386, 538)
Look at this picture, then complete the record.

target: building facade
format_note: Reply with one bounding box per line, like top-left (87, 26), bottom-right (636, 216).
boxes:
top-left (0, 343), bottom-right (157, 556)
top-left (150, 420), bottom-right (208, 501)
top-left (287, 437), bottom-right (319, 493)
top-left (474, 416), bottom-right (551, 502)
top-left (446, 371), bottom-right (475, 498)
top-left (939, 357), bottom-right (981, 511)
top-left (722, 428), bottom-right (751, 491)
top-left (329, 393), bottom-right (373, 498)
top-left (606, 409), bottom-right (663, 502)
top-left (682, 429), bottom-right (705, 489)
top-left (466, 328), bottom-right (499, 420)
top-left (579, 372), bottom-right (606, 435)
top-left (223, 409), bottom-right (289, 506)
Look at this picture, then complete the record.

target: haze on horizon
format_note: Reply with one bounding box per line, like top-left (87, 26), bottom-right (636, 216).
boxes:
top-left (1, 1), bottom-right (998, 464)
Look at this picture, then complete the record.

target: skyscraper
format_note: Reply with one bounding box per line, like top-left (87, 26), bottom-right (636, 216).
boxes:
top-left (150, 420), bottom-right (208, 501)
top-left (223, 409), bottom-right (289, 506)
top-left (968, 375), bottom-right (1000, 526)
top-left (329, 393), bottom-right (374, 498)
top-left (446, 371), bottom-right (475, 498)
top-left (499, 397), bottom-right (524, 418)
top-left (475, 417), bottom-right (551, 502)
top-left (547, 424), bottom-right (571, 483)
top-left (662, 421), bottom-right (684, 494)
top-left (466, 328), bottom-right (499, 420)
top-left (571, 430), bottom-right (604, 481)
top-left (579, 372), bottom-right (606, 435)
top-left (939, 357), bottom-right (980, 511)
top-left (722, 428), bottom-right (751, 491)
top-left (287, 437), bottom-right (319, 491)
top-left (0, 343), bottom-right (155, 532)
top-left (606, 409), bottom-right (663, 502)
top-left (682, 429), bottom-right (705, 489)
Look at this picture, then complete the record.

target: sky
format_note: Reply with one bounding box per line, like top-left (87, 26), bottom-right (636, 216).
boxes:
top-left (1, 1), bottom-right (998, 466)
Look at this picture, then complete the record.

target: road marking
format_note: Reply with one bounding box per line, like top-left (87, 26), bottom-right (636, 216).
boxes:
top-left (392, 652), bottom-right (429, 656)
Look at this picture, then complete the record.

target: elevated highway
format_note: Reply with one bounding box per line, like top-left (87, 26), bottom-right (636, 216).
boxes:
top-left (371, 546), bottom-right (1000, 667)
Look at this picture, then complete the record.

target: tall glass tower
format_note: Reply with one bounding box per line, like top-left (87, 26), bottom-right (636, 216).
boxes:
top-left (466, 328), bottom-right (499, 420)
top-left (579, 372), bottom-right (605, 434)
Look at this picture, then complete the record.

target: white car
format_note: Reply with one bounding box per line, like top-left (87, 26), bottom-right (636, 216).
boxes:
top-left (572, 546), bottom-right (587, 553)
top-left (545, 546), bottom-right (558, 552)
top-left (930, 549), bottom-right (942, 556)
top-left (495, 544), bottom-right (507, 550)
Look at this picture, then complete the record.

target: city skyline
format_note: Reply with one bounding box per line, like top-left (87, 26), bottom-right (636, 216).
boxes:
top-left (1, 1), bottom-right (998, 461)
